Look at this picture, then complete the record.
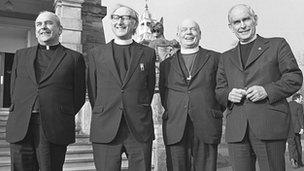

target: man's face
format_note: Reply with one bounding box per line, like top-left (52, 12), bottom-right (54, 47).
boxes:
top-left (228, 6), bottom-right (257, 43)
top-left (35, 12), bottom-right (62, 45)
top-left (111, 7), bottom-right (137, 40)
top-left (178, 20), bottom-right (201, 49)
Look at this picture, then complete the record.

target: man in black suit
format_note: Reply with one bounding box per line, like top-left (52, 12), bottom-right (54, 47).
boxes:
top-left (87, 4), bottom-right (156, 171)
top-left (288, 93), bottom-right (304, 168)
top-left (159, 19), bottom-right (223, 171)
top-left (215, 4), bottom-right (303, 171)
top-left (6, 11), bottom-right (86, 171)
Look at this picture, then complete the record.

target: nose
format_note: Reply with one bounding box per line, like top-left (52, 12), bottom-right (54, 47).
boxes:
top-left (117, 18), bottom-right (124, 24)
top-left (40, 22), bottom-right (47, 29)
top-left (240, 21), bottom-right (246, 28)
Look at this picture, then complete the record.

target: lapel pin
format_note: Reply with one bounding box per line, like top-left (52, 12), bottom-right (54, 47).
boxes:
top-left (258, 47), bottom-right (262, 50)
top-left (140, 63), bottom-right (145, 71)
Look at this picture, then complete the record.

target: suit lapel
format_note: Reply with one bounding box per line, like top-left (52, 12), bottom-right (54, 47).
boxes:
top-left (39, 45), bottom-right (66, 83)
top-left (26, 46), bottom-right (38, 84)
top-left (171, 51), bottom-right (185, 78)
top-left (191, 47), bottom-right (211, 79)
top-left (104, 42), bottom-right (122, 85)
top-left (122, 42), bottom-right (143, 87)
top-left (244, 35), bottom-right (269, 69)
top-left (228, 45), bottom-right (243, 72)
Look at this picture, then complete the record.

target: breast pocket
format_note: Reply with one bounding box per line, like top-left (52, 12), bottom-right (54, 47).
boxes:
top-left (16, 66), bottom-right (28, 78)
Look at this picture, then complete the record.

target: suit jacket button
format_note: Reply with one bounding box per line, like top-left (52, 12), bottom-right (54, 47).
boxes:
top-left (121, 90), bottom-right (124, 93)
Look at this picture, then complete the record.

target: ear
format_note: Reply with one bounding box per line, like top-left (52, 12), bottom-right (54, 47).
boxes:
top-left (253, 15), bottom-right (258, 26)
top-left (228, 23), bottom-right (233, 31)
top-left (159, 17), bottom-right (163, 24)
top-left (58, 25), bottom-right (63, 35)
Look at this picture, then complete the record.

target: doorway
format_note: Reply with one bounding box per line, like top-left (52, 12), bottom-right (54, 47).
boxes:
top-left (0, 52), bottom-right (14, 108)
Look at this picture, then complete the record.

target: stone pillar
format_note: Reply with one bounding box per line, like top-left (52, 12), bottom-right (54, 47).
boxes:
top-left (81, 0), bottom-right (107, 54)
top-left (151, 93), bottom-right (166, 171)
top-left (54, 0), bottom-right (87, 134)
top-left (151, 51), bottom-right (167, 170)
top-left (54, 0), bottom-right (84, 52)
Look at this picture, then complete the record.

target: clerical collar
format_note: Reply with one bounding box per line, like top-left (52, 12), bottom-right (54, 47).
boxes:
top-left (181, 47), bottom-right (199, 54)
top-left (38, 43), bottom-right (60, 50)
top-left (240, 34), bottom-right (257, 45)
top-left (114, 39), bottom-right (133, 45)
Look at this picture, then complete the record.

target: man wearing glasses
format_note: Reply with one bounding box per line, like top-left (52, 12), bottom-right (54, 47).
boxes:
top-left (87, 4), bottom-right (156, 171)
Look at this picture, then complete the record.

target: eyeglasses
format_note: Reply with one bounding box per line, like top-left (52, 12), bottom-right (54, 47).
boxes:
top-left (111, 14), bottom-right (135, 21)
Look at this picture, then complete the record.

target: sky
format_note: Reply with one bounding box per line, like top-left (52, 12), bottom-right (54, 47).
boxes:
top-left (102, 0), bottom-right (304, 60)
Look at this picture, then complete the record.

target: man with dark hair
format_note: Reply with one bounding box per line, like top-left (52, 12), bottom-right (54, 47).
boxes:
top-left (216, 4), bottom-right (303, 171)
top-left (6, 11), bottom-right (86, 171)
top-left (87, 4), bottom-right (156, 171)
top-left (288, 93), bottom-right (304, 168)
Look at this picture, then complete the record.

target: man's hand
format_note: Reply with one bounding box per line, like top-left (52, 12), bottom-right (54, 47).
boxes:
top-left (246, 85), bottom-right (267, 102)
top-left (228, 88), bottom-right (247, 103)
top-left (299, 128), bottom-right (304, 135)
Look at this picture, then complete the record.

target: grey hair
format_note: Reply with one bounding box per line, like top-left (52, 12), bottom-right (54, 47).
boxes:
top-left (228, 4), bottom-right (257, 23)
top-left (36, 11), bottom-right (62, 27)
top-left (110, 4), bottom-right (139, 35)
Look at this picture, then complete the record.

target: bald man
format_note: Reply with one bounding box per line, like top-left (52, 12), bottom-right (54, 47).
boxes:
top-left (159, 19), bottom-right (224, 171)
top-left (215, 4), bottom-right (303, 171)
top-left (6, 11), bottom-right (86, 170)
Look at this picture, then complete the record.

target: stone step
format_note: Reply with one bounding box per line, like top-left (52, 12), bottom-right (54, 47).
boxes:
top-left (0, 164), bottom-right (10, 171)
top-left (0, 109), bottom-right (9, 121)
top-left (0, 126), bottom-right (5, 133)
top-left (63, 165), bottom-right (96, 171)
top-left (0, 157), bottom-right (129, 171)
top-left (75, 134), bottom-right (90, 144)
top-left (0, 120), bottom-right (6, 126)
top-left (0, 139), bottom-right (8, 146)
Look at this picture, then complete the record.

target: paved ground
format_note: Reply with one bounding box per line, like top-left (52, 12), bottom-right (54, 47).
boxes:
top-left (217, 140), bottom-right (304, 171)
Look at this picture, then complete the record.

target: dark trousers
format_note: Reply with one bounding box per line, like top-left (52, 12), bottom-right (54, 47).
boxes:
top-left (92, 117), bottom-right (152, 171)
top-left (228, 126), bottom-right (286, 171)
top-left (165, 116), bottom-right (218, 171)
top-left (288, 133), bottom-right (303, 165)
top-left (10, 114), bottom-right (67, 171)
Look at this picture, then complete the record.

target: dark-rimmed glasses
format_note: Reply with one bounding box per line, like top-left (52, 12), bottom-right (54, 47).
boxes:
top-left (111, 14), bottom-right (135, 21)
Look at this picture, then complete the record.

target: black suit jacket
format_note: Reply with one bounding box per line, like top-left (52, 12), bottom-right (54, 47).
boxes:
top-left (6, 45), bottom-right (86, 145)
top-left (215, 35), bottom-right (303, 142)
top-left (87, 41), bottom-right (156, 143)
top-left (159, 47), bottom-right (223, 145)
top-left (289, 101), bottom-right (304, 133)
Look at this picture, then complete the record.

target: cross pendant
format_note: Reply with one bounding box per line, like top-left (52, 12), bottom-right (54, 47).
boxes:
top-left (186, 75), bottom-right (192, 81)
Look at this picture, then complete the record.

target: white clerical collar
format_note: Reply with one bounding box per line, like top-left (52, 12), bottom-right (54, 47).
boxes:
top-left (114, 39), bottom-right (133, 45)
top-left (181, 47), bottom-right (199, 54)
top-left (240, 34), bottom-right (257, 45)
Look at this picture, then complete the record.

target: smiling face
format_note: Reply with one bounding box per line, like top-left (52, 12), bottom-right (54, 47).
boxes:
top-left (178, 19), bottom-right (201, 49)
top-left (35, 12), bottom-right (62, 46)
top-left (228, 5), bottom-right (257, 43)
top-left (111, 7), bottom-right (138, 40)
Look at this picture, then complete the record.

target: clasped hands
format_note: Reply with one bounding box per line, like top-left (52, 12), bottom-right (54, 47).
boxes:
top-left (228, 85), bottom-right (268, 103)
